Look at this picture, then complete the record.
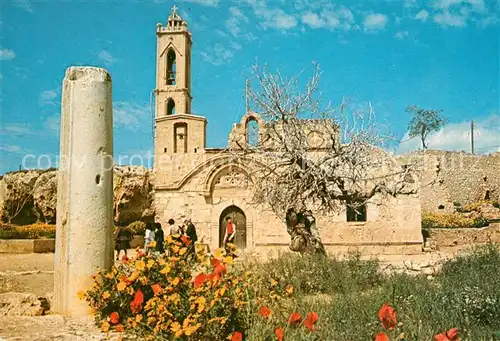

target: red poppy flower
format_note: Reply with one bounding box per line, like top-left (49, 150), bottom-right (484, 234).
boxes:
top-left (231, 331), bottom-right (243, 341)
top-left (435, 328), bottom-right (459, 341)
top-left (115, 324), bottom-right (124, 332)
top-left (213, 262), bottom-right (227, 276)
top-left (378, 304), bottom-right (397, 330)
top-left (258, 306), bottom-right (272, 319)
top-left (121, 255), bottom-right (129, 264)
top-left (304, 311), bottom-right (319, 331)
top-left (181, 235), bottom-right (191, 246)
top-left (374, 332), bottom-right (389, 341)
top-left (194, 273), bottom-right (207, 288)
top-left (109, 312), bottom-right (119, 325)
top-left (130, 289), bottom-right (144, 314)
top-left (274, 327), bottom-right (284, 341)
top-left (151, 283), bottom-right (162, 295)
top-left (288, 312), bottom-right (302, 326)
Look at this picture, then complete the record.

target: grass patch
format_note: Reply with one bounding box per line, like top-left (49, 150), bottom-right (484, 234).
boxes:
top-left (245, 244), bottom-right (500, 340)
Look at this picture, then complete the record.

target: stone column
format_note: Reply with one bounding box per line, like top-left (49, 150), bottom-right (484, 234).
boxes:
top-left (54, 67), bottom-right (114, 316)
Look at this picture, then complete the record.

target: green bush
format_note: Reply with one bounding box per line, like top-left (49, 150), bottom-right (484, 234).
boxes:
top-left (126, 221), bottom-right (146, 235)
top-left (0, 222), bottom-right (56, 239)
top-left (422, 211), bottom-right (489, 229)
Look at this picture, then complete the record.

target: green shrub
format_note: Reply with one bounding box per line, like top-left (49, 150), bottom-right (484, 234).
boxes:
top-left (0, 222), bottom-right (56, 239)
top-left (127, 221), bottom-right (146, 235)
top-left (422, 211), bottom-right (489, 229)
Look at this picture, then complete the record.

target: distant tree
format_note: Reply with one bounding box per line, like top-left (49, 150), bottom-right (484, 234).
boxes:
top-left (406, 105), bottom-right (446, 149)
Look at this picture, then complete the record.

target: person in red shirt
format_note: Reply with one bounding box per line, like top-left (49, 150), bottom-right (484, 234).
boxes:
top-left (223, 216), bottom-right (236, 250)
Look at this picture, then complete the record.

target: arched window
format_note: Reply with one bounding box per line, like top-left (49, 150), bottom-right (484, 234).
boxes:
top-left (166, 49), bottom-right (176, 85)
top-left (166, 98), bottom-right (175, 115)
top-left (246, 117), bottom-right (259, 147)
top-left (174, 122), bottom-right (188, 153)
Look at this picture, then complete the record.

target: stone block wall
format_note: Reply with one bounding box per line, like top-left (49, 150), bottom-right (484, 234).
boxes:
top-left (398, 150), bottom-right (500, 213)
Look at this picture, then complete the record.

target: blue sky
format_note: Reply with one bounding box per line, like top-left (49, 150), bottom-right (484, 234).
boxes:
top-left (1, 0), bottom-right (499, 174)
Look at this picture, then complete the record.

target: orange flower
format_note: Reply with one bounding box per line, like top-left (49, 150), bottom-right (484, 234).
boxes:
top-left (194, 273), bottom-right (207, 288)
top-left (378, 304), bottom-right (397, 330)
top-left (374, 332), bottom-right (389, 341)
top-left (435, 328), bottom-right (459, 341)
top-left (274, 327), bottom-right (284, 341)
top-left (304, 312), bottom-right (319, 331)
top-left (130, 289), bottom-right (144, 314)
top-left (109, 312), bottom-right (119, 325)
top-left (258, 306), bottom-right (272, 319)
top-left (151, 283), bottom-right (162, 295)
top-left (288, 312), bottom-right (302, 326)
top-left (181, 235), bottom-right (191, 246)
top-left (115, 324), bottom-right (124, 332)
top-left (231, 331), bottom-right (243, 341)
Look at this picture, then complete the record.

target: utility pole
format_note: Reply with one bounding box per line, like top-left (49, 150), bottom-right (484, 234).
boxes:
top-left (471, 120), bottom-right (474, 154)
top-left (245, 79), bottom-right (249, 113)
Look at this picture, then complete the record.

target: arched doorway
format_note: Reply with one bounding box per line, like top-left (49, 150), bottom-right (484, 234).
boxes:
top-left (219, 205), bottom-right (247, 249)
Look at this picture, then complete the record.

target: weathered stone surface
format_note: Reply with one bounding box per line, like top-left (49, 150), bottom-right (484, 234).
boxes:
top-left (0, 170), bottom-right (41, 225)
top-left (54, 66), bottom-right (114, 316)
top-left (0, 292), bottom-right (47, 316)
top-left (33, 172), bottom-right (58, 223)
top-left (0, 166), bottom-right (154, 226)
top-left (0, 315), bottom-right (123, 341)
top-left (114, 166), bottom-right (155, 225)
top-left (423, 223), bottom-right (500, 248)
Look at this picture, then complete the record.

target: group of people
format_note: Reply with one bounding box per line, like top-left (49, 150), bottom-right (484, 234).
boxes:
top-left (114, 218), bottom-right (198, 260)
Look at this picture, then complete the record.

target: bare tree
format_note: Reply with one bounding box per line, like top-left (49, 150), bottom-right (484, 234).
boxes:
top-left (230, 63), bottom-right (418, 255)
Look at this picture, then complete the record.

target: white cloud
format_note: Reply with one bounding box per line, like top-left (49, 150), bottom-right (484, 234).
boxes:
top-left (301, 7), bottom-right (356, 30)
top-left (395, 30), bottom-right (409, 39)
top-left (113, 101), bottom-right (148, 130)
top-left (397, 114), bottom-right (500, 154)
top-left (431, 0), bottom-right (485, 11)
top-left (179, 0), bottom-right (219, 6)
top-left (403, 0), bottom-right (419, 7)
top-left (44, 114), bottom-right (61, 133)
top-left (415, 9), bottom-right (430, 22)
top-left (226, 6), bottom-right (249, 37)
top-left (433, 10), bottom-right (468, 27)
top-left (0, 48), bottom-right (16, 61)
top-left (200, 43), bottom-right (234, 66)
top-left (363, 13), bottom-right (388, 31)
top-left (230, 41), bottom-right (243, 50)
top-left (245, 1), bottom-right (297, 30)
top-left (0, 145), bottom-right (24, 154)
top-left (98, 50), bottom-right (117, 67)
top-left (13, 0), bottom-right (33, 13)
top-left (40, 89), bottom-right (58, 106)
top-left (0, 123), bottom-right (35, 136)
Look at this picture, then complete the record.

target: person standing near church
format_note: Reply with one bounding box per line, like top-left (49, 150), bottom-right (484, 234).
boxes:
top-left (144, 223), bottom-right (155, 253)
top-left (223, 216), bottom-right (236, 253)
top-left (154, 222), bottom-right (165, 253)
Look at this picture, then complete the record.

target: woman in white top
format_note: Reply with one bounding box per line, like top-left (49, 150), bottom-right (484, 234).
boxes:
top-left (144, 223), bottom-right (155, 252)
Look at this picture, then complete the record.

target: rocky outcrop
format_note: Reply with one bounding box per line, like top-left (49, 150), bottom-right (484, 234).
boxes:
top-left (0, 166), bottom-right (154, 226)
top-left (113, 166), bottom-right (155, 225)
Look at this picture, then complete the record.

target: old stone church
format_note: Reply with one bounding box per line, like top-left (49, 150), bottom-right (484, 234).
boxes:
top-left (153, 7), bottom-right (423, 256)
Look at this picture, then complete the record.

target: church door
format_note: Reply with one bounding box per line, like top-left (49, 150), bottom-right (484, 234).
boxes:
top-left (219, 205), bottom-right (247, 250)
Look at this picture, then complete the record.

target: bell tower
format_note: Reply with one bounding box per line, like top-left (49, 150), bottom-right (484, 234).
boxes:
top-left (154, 5), bottom-right (207, 186)
top-left (155, 5), bottom-right (192, 115)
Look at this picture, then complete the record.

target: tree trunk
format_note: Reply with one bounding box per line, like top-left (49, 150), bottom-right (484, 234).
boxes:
top-left (286, 210), bottom-right (326, 256)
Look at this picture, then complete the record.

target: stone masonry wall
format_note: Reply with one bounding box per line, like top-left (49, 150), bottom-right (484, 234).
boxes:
top-left (398, 150), bottom-right (500, 213)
